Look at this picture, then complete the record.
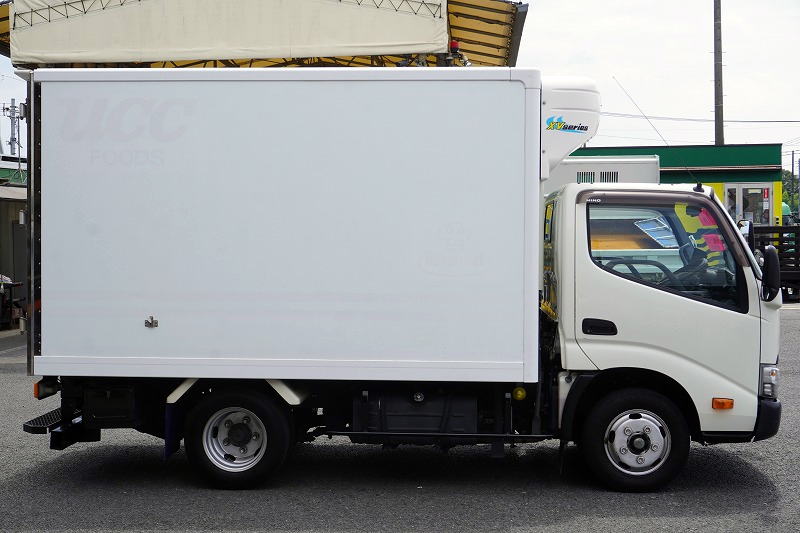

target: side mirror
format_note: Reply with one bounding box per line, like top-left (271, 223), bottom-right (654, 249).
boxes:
top-left (761, 245), bottom-right (781, 302)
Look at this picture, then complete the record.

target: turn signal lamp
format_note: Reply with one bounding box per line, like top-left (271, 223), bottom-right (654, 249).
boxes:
top-left (712, 398), bottom-right (734, 410)
top-left (512, 387), bottom-right (527, 401)
top-left (33, 378), bottom-right (59, 400)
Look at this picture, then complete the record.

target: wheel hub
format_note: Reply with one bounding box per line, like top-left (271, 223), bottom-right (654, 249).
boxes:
top-left (202, 407), bottom-right (268, 473)
top-left (605, 410), bottom-right (671, 475)
top-left (628, 434), bottom-right (650, 454)
top-left (227, 423), bottom-right (253, 447)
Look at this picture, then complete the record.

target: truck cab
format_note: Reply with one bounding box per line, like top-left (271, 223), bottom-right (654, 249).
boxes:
top-left (544, 183), bottom-right (781, 489)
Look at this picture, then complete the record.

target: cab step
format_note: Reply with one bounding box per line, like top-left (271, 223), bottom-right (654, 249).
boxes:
top-left (23, 408), bottom-right (78, 434)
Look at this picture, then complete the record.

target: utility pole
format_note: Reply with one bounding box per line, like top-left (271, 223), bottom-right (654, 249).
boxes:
top-left (2, 99), bottom-right (21, 156)
top-left (9, 98), bottom-right (17, 156)
top-left (714, 0), bottom-right (724, 145)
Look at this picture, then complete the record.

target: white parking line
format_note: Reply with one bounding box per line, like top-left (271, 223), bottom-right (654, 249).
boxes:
top-left (0, 346), bottom-right (25, 356)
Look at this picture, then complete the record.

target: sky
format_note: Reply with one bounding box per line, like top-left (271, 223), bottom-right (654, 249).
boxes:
top-left (518, 0), bottom-right (800, 172)
top-left (0, 0), bottom-right (798, 171)
top-left (0, 64), bottom-right (25, 157)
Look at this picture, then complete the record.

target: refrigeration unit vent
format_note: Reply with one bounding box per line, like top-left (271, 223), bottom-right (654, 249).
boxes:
top-left (598, 171), bottom-right (619, 183)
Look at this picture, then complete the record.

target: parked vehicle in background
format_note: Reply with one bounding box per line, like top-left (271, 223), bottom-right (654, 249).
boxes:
top-left (748, 223), bottom-right (800, 302)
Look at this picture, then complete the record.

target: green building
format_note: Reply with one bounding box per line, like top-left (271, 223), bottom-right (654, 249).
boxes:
top-left (575, 144), bottom-right (783, 226)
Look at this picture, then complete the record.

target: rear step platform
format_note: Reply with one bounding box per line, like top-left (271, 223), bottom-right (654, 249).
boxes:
top-left (23, 408), bottom-right (76, 434)
top-left (24, 408), bottom-right (99, 450)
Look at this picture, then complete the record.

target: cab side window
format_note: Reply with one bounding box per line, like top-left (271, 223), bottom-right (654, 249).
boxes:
top-left (587, 200), bottom-right (746, 312)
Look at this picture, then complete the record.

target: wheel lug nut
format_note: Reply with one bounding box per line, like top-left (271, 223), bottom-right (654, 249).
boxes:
top-left (242, 417), bottom-right (250, 424)
top-left (252, 433), bottom-right (260, 441)
top-left (222, 438), bottom-right (230, 446)
top-left (636, 456), bottom-right (645, 465)
top-left (619, 447), bottom-right (628, 455)
top-left (239, 447), bottom-right (247, 454)
top-left (623, 428), bottom-right (632, 436)
top-left (644, 426), bottom-right (651, 434)
top-left (651, 444), bottom-right (658, 451)
top-left (224, 420), bottom-right (232, 428)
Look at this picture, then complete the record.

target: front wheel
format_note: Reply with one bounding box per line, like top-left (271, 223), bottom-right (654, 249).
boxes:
top-left (185, 390), bottom-right (291, 489)
top-left (580, 388), bottom-right (689, 491)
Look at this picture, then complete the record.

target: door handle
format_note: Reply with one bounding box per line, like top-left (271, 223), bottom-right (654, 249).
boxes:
top-left (582, 318), bottom-right (617, 336)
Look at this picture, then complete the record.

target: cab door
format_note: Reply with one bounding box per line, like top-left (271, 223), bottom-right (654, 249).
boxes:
top-left (573, 191), bottom-right (762, 433)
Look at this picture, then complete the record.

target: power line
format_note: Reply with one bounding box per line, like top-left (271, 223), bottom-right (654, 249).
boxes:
top-left (611, 77), bottom-right (670, 147)
top-left (602, 112), bottom-right (800, 123)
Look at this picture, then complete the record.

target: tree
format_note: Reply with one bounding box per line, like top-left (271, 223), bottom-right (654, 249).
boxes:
top-left (782, 169), bottom-right (797, 214)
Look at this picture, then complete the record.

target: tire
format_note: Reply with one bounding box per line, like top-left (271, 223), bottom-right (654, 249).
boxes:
top-left (580, 388), bottom-right (689, 492)
top-left (185, 389), bottom-right (290, 489)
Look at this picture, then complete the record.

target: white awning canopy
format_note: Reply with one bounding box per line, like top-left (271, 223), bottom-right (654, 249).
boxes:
top-left (11, 0), bottom-right (449, 64)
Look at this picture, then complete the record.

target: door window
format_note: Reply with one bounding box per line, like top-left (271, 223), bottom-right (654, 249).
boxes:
top-left (725, 183), bottom-right (773, 226)
top-left (587, 199), bottom-right (746, 312)
top-left (742, 187), bottom-right (770, 225)
top-left (726, 187), bottom-right (737, 220)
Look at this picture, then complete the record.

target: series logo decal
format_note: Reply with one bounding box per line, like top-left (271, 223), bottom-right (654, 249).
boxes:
top-left (545, 115), bottom-right (590, 134)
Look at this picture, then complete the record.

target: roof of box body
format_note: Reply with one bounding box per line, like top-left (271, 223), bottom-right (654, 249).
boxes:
top-left (29, 67), bottom-right (542, 87)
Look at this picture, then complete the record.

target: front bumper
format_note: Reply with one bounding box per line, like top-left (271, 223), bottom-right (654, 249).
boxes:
top-left (702, 398), bottom-right (781, 444)
top-left (753, 398), bottom-right (781, 441)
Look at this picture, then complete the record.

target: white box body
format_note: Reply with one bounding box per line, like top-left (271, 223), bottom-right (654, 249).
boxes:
top-left (33, 68), bottom-right (541, 383)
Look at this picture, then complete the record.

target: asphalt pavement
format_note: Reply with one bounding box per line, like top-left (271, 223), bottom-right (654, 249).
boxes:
top-left (0, 311), bottom-right (798, 532)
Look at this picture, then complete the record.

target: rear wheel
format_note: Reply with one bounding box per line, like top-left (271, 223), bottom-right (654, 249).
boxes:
top-left (580, 388), bottom-right (689, 491)
top-left (185, 390), bottom-right (290, 489)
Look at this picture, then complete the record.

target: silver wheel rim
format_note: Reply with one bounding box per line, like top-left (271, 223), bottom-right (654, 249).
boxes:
top-left (202, 407), bottom-right (267, 473)
top-left (604, 409), bottom-right (671, 476)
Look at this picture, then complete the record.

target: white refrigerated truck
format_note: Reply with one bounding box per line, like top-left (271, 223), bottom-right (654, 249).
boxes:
top-left (21, 68), bottom-right (781, 491)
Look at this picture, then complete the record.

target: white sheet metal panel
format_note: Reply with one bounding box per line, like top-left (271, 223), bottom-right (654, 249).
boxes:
top-left (12, 0), bottom-right (448, 64)
top-left (34, 68), bottom-right (540, 382)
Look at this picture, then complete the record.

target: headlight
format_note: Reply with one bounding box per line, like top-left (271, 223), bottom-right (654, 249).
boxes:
top-left (761, 364), bottom-right (779, 398)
